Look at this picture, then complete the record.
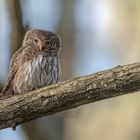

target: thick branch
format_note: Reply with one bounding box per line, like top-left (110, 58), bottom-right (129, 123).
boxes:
top-left (1, 62), bottom-right (140, 130)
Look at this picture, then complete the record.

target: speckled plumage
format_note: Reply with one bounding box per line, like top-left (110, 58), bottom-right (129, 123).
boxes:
top-left (1, 29), bottom-right (61, 99)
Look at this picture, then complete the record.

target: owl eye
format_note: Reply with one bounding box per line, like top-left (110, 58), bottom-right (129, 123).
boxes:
top-left (34, 39), bottom-right (39, 43)
top-left (46, 40), bottom-right (51, 45)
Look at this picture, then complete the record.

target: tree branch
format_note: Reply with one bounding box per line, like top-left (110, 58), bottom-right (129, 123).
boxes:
top-left (1, 62), bottom-right (140, 130)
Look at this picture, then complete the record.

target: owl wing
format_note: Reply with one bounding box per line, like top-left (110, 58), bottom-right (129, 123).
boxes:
top-left (0, 47), bottom-right (24, 99)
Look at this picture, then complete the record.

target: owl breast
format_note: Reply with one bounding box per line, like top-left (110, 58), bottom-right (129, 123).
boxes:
top-left (13, 55), bottom-right (61, 94)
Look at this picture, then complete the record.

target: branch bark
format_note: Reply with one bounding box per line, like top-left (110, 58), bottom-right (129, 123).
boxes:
top-left (1, 62), bottom-right (140, 130)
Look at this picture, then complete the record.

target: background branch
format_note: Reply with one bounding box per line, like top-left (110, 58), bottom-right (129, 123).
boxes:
top-left (7, 0), bottom-right (26, 56)
top-left (0, 62), bottom-right (140, 130)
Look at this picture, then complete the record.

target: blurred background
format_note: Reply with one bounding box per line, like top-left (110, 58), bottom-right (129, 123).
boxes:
top-left (0, 0), bottom-right (140, 140)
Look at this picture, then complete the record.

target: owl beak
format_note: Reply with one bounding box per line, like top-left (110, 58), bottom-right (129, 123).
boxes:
top-left (39, 45), bottom-right (44, 51)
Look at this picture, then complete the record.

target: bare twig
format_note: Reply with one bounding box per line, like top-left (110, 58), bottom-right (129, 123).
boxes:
top-left (0, 62), bottom-right (140, 130)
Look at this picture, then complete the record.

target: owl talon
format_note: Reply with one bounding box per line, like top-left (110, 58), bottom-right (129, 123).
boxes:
top-left (11, 123), bottom-right (17, 131)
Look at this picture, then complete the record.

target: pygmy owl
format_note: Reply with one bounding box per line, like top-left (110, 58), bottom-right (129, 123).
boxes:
top-left (1, 29), bottom-right (61, 99)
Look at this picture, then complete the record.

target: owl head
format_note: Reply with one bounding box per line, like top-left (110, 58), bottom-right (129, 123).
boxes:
top-left (23, 29), bottom-right (61, 56)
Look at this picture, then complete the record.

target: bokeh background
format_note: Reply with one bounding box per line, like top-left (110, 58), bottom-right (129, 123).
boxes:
top-left (0, 0), bottom-right (140, 140)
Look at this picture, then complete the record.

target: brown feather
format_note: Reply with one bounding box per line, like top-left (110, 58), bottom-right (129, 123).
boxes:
top-left (0, 29), bottom-right (61, 99)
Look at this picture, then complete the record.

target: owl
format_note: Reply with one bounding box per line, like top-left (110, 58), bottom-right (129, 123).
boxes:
top-left (0, 29), bottom-right (61, 99)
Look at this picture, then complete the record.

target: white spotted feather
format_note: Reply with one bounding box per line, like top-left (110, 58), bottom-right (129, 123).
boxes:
top-left (13, 55), bottom-right (60, 94)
